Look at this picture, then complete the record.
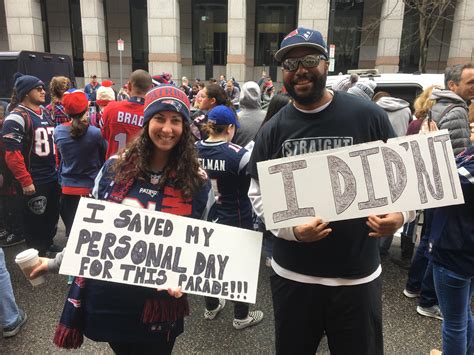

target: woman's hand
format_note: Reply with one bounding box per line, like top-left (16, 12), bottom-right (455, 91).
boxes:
top-left (30, 257), bottom-right (50, 278)
top-left (157, 286), bottom-right (184, 298)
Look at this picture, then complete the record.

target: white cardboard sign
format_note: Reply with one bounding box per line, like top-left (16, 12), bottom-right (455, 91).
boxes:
top-left (59, 198), bottom-right (263, 303)
top-left (257, 130), bottom-right (464, 229)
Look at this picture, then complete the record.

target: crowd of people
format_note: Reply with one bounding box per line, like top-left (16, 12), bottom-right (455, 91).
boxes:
top-left (0, 25), bottom-right (473, 355)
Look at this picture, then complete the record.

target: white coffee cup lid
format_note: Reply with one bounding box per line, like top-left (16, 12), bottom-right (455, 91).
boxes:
top-left (15, 248), bottom-right (39, 264)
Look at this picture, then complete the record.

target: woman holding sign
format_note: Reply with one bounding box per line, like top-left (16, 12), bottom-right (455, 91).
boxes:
top-left (33, 85), bottom-right (214, 354)
top-left (196, 105), bottom-right (264, 329)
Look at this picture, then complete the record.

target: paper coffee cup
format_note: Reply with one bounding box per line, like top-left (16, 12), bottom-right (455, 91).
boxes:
top-left (15, 249), bottom-right (45, 286)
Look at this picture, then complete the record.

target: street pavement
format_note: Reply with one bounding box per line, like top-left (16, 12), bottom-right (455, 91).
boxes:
top-left (1, 225), bottom-right (446, 355)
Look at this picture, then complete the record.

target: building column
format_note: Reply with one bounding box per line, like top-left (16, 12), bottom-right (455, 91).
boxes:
top-left (375, 0), bottom-right (405, 73)
top-left (80, 0), bottom-right (109, 80)
top-left (147, 0), bottom-right (181, 78)
top-left (298, 0), bottom-right (330, 39)
top-left (4, 0), bottom-right (44, 51)
top-left (226, 0), bottom-right (246, 82)
top-left (447, 0), bottom-right (474, 67)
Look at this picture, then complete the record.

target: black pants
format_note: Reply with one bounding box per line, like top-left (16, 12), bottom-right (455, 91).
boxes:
top-left (109, 337), bottom-right (176, 355)
top-left (0, 194), bottom-right (23, 236)
top-left (19, 182), bottom-right (60, 256)
top-left (271, 273), bottom-right (383, 355)
top-left (60, 194), bottom-right (81, 238)
top-left (204, 296), bottom-right (249, 319)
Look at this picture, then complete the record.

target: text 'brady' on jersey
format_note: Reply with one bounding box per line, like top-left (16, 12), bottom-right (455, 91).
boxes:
top-left (101, 97), bottom-right (145, 159)
top-left (196, 140), bottom-right (253, 229)
top-left (2, 105), bottom-right (57, 185)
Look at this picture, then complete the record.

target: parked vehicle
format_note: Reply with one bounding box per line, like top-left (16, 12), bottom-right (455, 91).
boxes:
top-left (326, 70), bottom-right (445, 110)
top-left (0, 51), bottom-right (76, 103)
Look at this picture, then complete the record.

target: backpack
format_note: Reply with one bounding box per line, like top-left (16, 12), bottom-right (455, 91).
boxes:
top-left (417, 103), bottom-right (466, 135)
top-left (0, 108), bottom-right (33, 189)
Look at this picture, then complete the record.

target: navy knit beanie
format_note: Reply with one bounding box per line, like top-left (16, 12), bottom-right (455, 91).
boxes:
top-left (13, 73), bottom-right (44, 100)
top-left (144, 85), bottom-right (190, 125)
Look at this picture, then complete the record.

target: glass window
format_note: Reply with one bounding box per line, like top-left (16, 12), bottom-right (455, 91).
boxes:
top-left (332, 0), bottom-right (364, 74)
top-left (192, 0), bottom-right (228, 66)
top-left (68, 0), bottom-right (84, 77)
top-left (399, 2), bottom-right (453, 73)
top-left (40, 0), bottom-right (50, 52)
top-left (130, 0), bottom-right (148, 71)
top-left (254, 0), bottom-right (297, 67)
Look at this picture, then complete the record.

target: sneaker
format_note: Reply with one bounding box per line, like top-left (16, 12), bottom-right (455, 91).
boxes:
top-left (0, 229), bottom-right (9, 239)
top-left (233, 310), bottom-right (264, 330)
top-left (417, 305), bottom-right (443, 320)
top-left (45, 244), bottom-right (63, 257)
top-left (67, 275), bottom-right (75, 285)
top-left (204, 299), bottom-right (226, 320)
top-left (47, 244), bottom-right (63, 253)
top-left (3, 309), bottom-right (27, 338)
top-left (403, 288), bottom-right (420, 298)
top-left (0, 233), bottom-right (25, 248)
top-left (391, 256), bottom-right (412, 270)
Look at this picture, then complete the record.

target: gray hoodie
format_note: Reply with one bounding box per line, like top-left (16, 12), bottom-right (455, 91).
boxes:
top-left (376, 97), bottom-right (412, 137)
top-left (234, 82), bottom-right (266, 147)
top-left (429, 89), bottom-right (471, 155)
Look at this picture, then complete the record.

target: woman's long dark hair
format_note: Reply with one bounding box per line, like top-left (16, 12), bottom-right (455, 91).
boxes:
top-left (111, 120), bottom-right (204, 199)
top-left (9, 88), bottom-right (19, 111)
top-left (69, 112), bottom-right (89, 138)
top-left (205, 84), bottom-right (234, 109)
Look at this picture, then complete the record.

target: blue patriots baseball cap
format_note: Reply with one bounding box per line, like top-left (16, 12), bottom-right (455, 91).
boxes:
top-left (274, 27), bottom-right (329, 62)
top-left (207, 105), bottom-right (240, 128)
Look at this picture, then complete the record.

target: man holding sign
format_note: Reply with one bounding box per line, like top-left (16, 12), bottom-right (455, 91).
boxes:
top-left (248, 27), bottom-right (413, 354)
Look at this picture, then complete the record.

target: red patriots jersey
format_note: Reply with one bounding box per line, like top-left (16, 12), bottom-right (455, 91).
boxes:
top-left (101, 97), bottom-right (145, 159)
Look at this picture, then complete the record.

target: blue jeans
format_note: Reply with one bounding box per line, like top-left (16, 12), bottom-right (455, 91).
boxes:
top-left (433, 263), bottom-right (474, 355)
top-left (406, 209), bottom-right (438, 307)
top-left (0, 247), bottom-right (20, 327)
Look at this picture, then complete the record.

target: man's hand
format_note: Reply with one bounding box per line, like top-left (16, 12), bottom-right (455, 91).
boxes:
top-left (23, 184), bottom-right (36, 195)
top-left (293, 218), bottom-right (332, 242)
top-left (367, 213), bottom-right (404, 238)
top-left (157, 286), bottom-right (184, 298)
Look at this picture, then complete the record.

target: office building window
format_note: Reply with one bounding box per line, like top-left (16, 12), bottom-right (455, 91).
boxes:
top-left (192, 0), bottom-right (228, 66)
top-left (68, 0), bottom-right (84, 77)
top-left (130, 0), bottom-right (148, 71)
top-left (254, 0), bottom-right (297, 67)
top-left (40, 0), bottom-right (50, 52)
top-left (332, 0), bottom-right (364, 74)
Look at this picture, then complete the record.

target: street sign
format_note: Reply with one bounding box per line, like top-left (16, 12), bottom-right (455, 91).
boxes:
top-left (117, 39), bottom-right (124, 52)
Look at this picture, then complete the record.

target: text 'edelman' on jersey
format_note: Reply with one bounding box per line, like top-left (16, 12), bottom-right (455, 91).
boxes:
top-left (196, 140), bottom-right (253, 229)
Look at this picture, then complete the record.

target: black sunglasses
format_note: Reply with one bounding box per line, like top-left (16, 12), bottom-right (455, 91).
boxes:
top-left (281, 54), bottom-right (326, 72)
top-left (34, 86), bottom-right (46, 92)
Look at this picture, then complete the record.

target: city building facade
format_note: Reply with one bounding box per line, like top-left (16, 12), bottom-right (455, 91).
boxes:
top-left (0, 0), bottom-right (473, 87)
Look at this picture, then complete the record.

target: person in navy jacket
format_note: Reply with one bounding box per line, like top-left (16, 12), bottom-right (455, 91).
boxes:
top-left (54, 89), bottom-right (106, 238)
top-left (430, 146), bottom-right (474, 355)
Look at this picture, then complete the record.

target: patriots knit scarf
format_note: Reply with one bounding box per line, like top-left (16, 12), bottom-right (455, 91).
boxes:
top-left (53, 176), bottom-right (190, 349)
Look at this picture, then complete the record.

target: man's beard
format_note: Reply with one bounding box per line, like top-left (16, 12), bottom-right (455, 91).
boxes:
top-left (30, 97), bottom-right (45, 106)
top-left (284, 71), bottom-right (327, 106)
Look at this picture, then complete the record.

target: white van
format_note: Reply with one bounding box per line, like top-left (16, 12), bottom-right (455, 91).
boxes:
top-left (326, 70), bottom-right (445, 109)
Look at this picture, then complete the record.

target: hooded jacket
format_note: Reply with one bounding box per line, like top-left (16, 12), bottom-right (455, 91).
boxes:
top-left (376, 97), bottom-right (412, 137)
top-left (429, 89), bottom-right (471, 155)
top-left (233, 82), bottom-right (266, 148)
